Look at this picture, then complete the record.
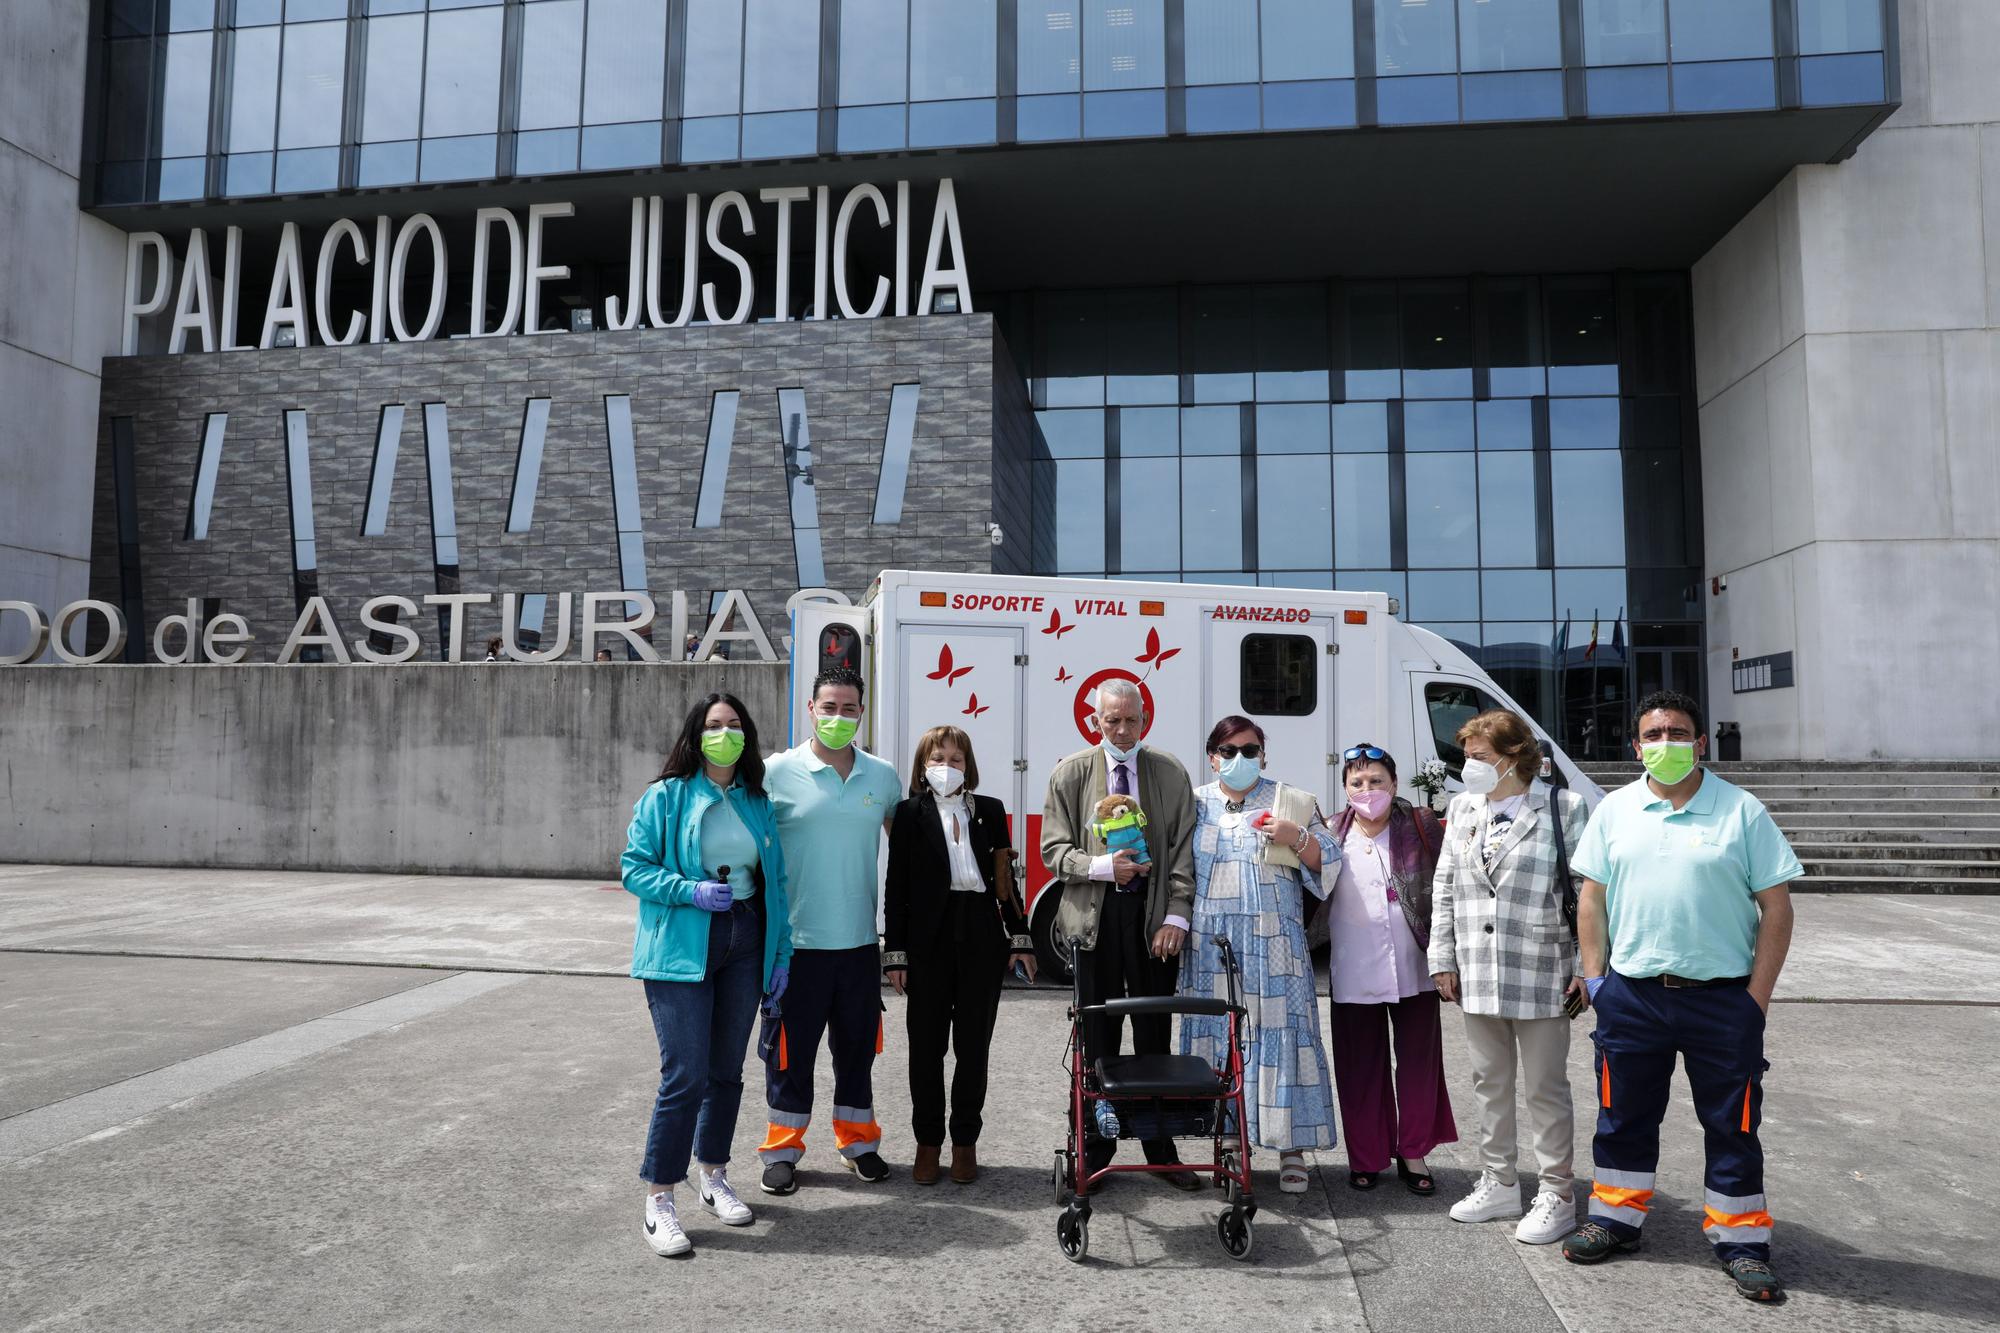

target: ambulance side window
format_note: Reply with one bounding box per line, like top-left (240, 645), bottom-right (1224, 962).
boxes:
top-left (818, 624), bottom-right (862, 676)
top-left (1424, 682), bottom-right (1499, 776)
top-left (1242, 634), bottom-right (1316, 716)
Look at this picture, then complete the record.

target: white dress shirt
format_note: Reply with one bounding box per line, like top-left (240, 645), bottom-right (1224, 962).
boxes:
top-left (933, 792), bottom-right (986, 893)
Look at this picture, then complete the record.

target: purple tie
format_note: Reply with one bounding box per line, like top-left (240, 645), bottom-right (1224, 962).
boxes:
top-left (1112, 761), bottom-right (1130, 796)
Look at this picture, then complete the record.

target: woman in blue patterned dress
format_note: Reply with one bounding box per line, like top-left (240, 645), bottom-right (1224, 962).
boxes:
top-left (1178, 715), bottom-right (1341, 1194)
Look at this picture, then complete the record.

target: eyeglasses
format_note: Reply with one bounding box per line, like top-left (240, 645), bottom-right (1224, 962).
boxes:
top-left (1343, 744), bottom-right (1389, 762)
top-left (1214, 743), bottom-right (1263, 760)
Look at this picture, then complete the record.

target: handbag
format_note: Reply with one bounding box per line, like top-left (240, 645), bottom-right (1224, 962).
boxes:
top-left (1552, 791), bottom-right (1578, 938)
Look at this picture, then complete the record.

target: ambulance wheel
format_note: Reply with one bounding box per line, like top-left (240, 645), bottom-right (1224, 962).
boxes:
top-left (1058, 1206), bottom-right (1089, 1263)
top-left (1031, 893), bottom-right (1073, 985)
top-left (1217, 1208), bottom-right (1254, 1261)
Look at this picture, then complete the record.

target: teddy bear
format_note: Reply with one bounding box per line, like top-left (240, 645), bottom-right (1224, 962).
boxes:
top-left (1089, 793), bottom-right (1152, 867)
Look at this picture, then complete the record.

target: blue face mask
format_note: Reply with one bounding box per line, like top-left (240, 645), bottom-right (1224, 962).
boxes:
top-left (1218, 753), bottom-right (1262, 791)
top-left (1102, 738), bottom-right (1141, 764)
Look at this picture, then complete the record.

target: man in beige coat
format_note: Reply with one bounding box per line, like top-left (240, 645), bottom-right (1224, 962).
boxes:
top-left (1041, 677), bottom-right (1198, 1188)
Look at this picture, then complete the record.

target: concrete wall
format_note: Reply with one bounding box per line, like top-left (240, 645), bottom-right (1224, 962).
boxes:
top-left (1691, 0), bottom-right (2000, 760)
top-left (0, 662), bottom-right (792, 877)
top-left (0, 3), bottom-right (128, 661)
top-left (85, 314), bottom-right (1014, 662)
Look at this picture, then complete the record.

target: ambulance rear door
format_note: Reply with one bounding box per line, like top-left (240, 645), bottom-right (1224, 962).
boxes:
top-left (1201, 599), bottom-right (1338, 807)
top-left (893, 619), bottom-right (1029, 827)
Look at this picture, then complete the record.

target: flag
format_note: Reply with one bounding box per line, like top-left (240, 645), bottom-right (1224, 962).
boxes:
top-left (1584, 614), bottom-right (1600, 662)
top-left (1610, 614), bottom-right (1625, 661)
top-left (1555, 613), bottom-right (1571, 663)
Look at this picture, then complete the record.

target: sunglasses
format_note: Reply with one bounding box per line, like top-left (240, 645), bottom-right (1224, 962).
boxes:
top-left (1213, 743), bottom-right (1263, 759)
top-left (1343, 744), bottom-right (1389, 762)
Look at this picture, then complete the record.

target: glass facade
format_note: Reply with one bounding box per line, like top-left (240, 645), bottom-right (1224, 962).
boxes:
top-left (91, 0), bottom-right (1894, 204)
top-left (1001, 275), bottom-right (1702, 758)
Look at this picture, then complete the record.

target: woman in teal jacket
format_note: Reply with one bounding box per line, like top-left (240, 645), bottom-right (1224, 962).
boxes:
top-left (625, 691), bottom-right (792, 1257)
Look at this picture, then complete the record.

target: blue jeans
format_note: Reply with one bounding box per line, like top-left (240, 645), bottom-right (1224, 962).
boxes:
top-left (639, 897), bottom-right (763, 1185)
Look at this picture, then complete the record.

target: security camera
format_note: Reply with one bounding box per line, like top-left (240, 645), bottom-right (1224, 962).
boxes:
top-left (987, 522), bottom-right (1004, 547)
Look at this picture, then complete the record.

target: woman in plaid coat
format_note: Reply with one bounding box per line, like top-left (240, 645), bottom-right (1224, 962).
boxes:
top-left (1428, 709), bottom-right (1592, 1247)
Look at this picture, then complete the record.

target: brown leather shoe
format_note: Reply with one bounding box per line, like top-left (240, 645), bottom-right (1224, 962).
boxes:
top-left (949, 1144), bottom-right (978, 1184)
top-left (912, 1144), bottom-right (942, 1186)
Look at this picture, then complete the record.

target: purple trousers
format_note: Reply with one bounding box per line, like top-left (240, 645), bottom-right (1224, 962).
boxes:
top-left (1329, 990), bottom-right (1458, 1173)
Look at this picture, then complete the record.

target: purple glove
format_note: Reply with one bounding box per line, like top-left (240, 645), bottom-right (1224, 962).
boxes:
top-left (767, 965), bottom-right (789, 1001)
top-left (691, 880), bottom-right (733, 912)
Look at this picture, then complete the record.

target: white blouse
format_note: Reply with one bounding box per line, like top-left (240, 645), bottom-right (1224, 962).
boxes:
top-left (933, 794), bottom-right (986, 893)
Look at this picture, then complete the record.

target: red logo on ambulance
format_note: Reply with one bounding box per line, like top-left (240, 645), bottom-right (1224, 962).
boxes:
top-left (1073, 669), bottom-right (1156, 745)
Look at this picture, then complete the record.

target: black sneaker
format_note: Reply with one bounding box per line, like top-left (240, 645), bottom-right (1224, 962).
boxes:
top-left (760, 1161), bottom-right (798, 1195)
top-left (844, 1151), bottom-right (891, 1182)
top-left (1724, 1257), bottom-right (1785, 1303)
top-left (1561, 1221), bottom-right (1641, 1264)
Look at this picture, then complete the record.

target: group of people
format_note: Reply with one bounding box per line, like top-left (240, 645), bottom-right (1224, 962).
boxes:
top-left (621, 670), bottom-right (1801, 1305)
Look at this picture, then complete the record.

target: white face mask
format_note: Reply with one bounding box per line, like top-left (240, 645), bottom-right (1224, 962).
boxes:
top-left (1461, 757), bottom-right (1502, 796)
top-left (924, 764), bottom-right (965, 796)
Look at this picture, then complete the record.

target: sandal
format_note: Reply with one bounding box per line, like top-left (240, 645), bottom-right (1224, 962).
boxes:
top-left (1348, 1169), bottom-right (1378, 1191)
top-left (1278, 1152), bottom-right (1310, 1194)
top-left (1395, 1157), bottom-right (1436, 1196)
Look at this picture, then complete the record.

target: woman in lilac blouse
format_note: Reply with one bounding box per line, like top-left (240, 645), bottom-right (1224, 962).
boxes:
top-left (1325, 743), bottom-right (1457, 1194)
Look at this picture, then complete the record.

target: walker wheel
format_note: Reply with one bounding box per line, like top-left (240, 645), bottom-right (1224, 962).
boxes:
top-left (1058, 1206), bottom-right (1089, 1263)
top-left (1217, 1208), bottom-right (1254, 1261)
top-left (1053, 1151), bottom-right (1073, 1206)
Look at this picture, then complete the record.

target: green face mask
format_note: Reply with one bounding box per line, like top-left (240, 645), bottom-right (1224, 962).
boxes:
top-left (700, 727), bottom-right (746, 767)
top-left (1641, 740), bottom-right (1697, 785)
top-left (814, 714), bottom-right (859, 751)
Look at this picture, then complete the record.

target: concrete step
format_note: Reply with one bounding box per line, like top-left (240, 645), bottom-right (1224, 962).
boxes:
top-left (1729, 784), bottom-right (2000, 800)
top-left (1790, 875), bottom-right (2000, 895)
top-left (1775, 811), bottom-right (2000, 828)
top-left (1798, 857), bottom-right (2000, 880)
top-left (1759, 798), bottom-right (2000, 814)
top-left (1776, 826), bottom-right (2000, 846)
top-left (1578, 761), bottom-right (2000, 775)
top-left (1790, 840), bottom-right (2000, 861)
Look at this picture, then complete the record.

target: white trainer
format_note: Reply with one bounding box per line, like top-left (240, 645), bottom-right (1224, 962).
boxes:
top-left (699, 1166), bottom-right (755, 1227)
top-left (1515, 1190), bottom-right (1575, 1245)
top-left (1450, 1173), bottom-right (1522, 1224)
top-left (643, 1190), bottom-right (692, 1256)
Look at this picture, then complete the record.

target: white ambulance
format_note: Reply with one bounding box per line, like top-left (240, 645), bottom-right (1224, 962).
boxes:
top-left (790, 570), bottom-right (1601, 978)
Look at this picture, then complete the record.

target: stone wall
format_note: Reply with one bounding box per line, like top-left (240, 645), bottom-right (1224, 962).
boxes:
top-left (1691, 0), bottom-right (2000, 760)
top-left (88, 313), bottom-right (1021, 661)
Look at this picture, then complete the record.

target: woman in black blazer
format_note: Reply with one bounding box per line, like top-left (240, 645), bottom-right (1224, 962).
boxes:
top-left (884, 724), bottom-right (1037, 1186)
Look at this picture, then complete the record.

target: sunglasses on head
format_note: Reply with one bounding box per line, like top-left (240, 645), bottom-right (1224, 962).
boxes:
top-left (1343, 744), bottom-right (1388, 762)
top-left (1213, 743), bottom-right (1262, 759)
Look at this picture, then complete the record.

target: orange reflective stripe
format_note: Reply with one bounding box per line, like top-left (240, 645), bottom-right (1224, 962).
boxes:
top-left (759, 1122), bottom-right (806, 1154)
top-left (778, 1026), bottom-right (789, 1072)
top-left (831, 1117), bottom-right (880, 1149)
top-left (1592, 1184), bottom-right (1654, 1213)
top-left (1740, 1078), bottom-right (1753, 1133)
top-left (1600, 1057), bottom-right (1611, 1109)
top-left (1704, 1206), bottom-right (1774, 1231)
top-left (875, 1015), bottom-right (884, 1055)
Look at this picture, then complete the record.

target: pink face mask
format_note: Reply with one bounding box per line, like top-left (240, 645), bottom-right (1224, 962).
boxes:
top-left (1348, 789), bottom-right (1393, 821)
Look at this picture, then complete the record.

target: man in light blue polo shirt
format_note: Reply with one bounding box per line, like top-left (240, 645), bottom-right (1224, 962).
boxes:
top-left (1560, 690), bottom-right (1800, 1304)
top-left (756, 666), bottom-right (902, 1195)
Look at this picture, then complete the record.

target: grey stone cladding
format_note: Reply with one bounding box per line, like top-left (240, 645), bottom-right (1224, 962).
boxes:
top-left (89, 314), bottom-right (1029, 661)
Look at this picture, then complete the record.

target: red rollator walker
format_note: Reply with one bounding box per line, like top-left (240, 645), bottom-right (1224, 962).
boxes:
top-left (1051, 935), bottom-right (1255, 1263)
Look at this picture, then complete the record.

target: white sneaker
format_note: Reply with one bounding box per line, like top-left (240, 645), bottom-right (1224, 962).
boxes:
top-left (1450, 1173), bottom-right (1522, 1224)
top-left (643, 1190), bottom-right (692, 1256)
top-left (1515, 1190), bottom-right (1575, 1245)
top-left (699, 1166), bottom-right (754, 1227)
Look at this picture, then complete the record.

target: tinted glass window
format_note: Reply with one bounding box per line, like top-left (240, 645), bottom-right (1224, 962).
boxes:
top-left (424, 8), bottom-right (503, 136)
top-left (1258, 454), bottom-right (1332, 569)
top-left (159, 32), bottom-right (213, 159)
top-left (520, 1), bottom-right (584, 129)
top-left (1669, 0), bottom-right (1773, 61)
top-left (841, 0), bottom-right (907, 104)
top-left (744, 0), bottom-right (821, 112)
top-left (1263, 0), bottom-right (1355, 81)
top-left (585, 0), bottom-right (668, 124)
top-left (912, 0), bottom-right (996, 99)
top-left (1243, 633), bottom-right (1318, 716)
top-left (1425, 680), bottom-right (1501, 772)
top-left (684, 0), bottom-right (746, 115)
top-left (1334, 453), bottom-right (1392, 567)
top-left (1019, 2), bottom-right (1082, 94)
top-left (1185, 0), bottom-right (1258, 84)
top-left (362, 15), bottom-right (423, 141)
top-left (1376, 0), bottom-right (1457, 75)
top-left (1181, 455), bottom-right (1243, 568)
top-left (278, 21), bottom-right (346, 149)
top-left (1083, 0), bottom-right (1164, 90)
top-left (1798, 0), bottom-right (1883, 54)
top-left (1582, 0), bottom-right (1666, 65)
top-left (1121, 456), bottom-right (1180, 570)
top-left (228, 27), bottom-right (280, 153)
top-left (1457, 0), bottom-right (1561, 71)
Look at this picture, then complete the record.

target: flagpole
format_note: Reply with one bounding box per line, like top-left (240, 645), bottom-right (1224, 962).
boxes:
top-left (1590, 607), bottom-right (1601, 760)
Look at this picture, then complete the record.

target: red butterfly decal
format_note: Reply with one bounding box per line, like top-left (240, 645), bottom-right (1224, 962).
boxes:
top-left (1041, 608), bottom-right (1075, 639)
top-left (1054, 666), bottom-right (1073, 683)
top-left (962, 692), bottom-right (990, 718)
top-left (926, 643), bottom-right (972, 686)
top-left (1135, 627), bottom-right (1180, 667)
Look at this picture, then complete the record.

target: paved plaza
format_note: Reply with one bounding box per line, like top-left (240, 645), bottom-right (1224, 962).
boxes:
top-left (2, 864), bottom-right (1996, 1332)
